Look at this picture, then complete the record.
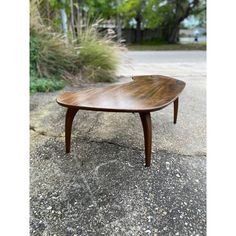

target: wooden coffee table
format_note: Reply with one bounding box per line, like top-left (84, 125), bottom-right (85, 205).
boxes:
top-left (57, 75), bottom-right (186, 167)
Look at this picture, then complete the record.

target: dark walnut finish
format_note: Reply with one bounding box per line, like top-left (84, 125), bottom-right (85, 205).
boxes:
top-left (57, 75), bottom-right (186, 167)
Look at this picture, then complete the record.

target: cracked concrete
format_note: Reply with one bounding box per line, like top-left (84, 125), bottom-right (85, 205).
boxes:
top-left (30, 51), bottom-right (206, 235)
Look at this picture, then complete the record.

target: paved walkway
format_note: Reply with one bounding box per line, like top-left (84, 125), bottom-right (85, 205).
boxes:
top-left (30, 51), bottom-right (206, 235)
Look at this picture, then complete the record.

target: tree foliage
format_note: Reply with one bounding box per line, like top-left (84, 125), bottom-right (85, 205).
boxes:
top-left (143, 0), bottom-right (206, 43)
top-left (85, 0), bottom-right (206, 43)
top-left (34, 0), bottom-right (206, 45)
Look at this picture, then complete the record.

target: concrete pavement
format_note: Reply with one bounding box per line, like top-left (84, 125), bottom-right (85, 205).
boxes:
top-left (30, 51), bottom-right (206, 235)
top-left (116, 51), bottom-right (206, 156)
top-left (117, 51), bottom-right (206, 76)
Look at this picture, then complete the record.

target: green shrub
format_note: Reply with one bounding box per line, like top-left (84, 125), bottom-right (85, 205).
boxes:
top-left (30, 76), bottom-right (65, 94)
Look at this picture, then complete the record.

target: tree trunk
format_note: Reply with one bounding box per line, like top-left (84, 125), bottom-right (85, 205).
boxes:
top-left (167, 25), bottom-right (180, 44)
top-left (116, 0), bottom-right (122, 42)
top-left (46, 0), bottom-right (50, 23)
top-left (135, 13), bottom-right (142, 43)
top-left (74, 0), bottom-right (81, 37)
top-left (59, 0), bottom-right (68, 44)
top-left (116, 14), bottom-right (122, 42)
top-left (160, 0), bottom-right (197, 44)
top-left (70, 0), bottom-right (76, 38)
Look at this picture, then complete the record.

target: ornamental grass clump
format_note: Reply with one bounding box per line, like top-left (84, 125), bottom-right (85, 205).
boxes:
top-left (79, 26), bottom-right (120, 82)
top-left (33, 32), bottom-right (81, 80)
top-left (30, 0), bottom-right (121, 87)
top-left (30, 0), bottom-right (81, 81)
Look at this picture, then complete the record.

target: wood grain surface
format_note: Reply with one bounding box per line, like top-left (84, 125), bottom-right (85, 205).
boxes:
top-left (57, 75), bottom-right (185, 112)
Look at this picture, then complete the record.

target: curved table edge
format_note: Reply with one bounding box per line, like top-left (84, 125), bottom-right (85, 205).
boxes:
top-left (56, 75), bottom-right (186, 113)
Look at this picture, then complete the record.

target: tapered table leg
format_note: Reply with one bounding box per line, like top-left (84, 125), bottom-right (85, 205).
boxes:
top-left (139, 112), bottom-right (152, 167)
top-left (65, 108), bottom-right (79, 153)
top-left (174, 97), bottom-right (179, 124)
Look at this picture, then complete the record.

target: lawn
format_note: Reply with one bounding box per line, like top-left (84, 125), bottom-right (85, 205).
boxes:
top-left (127, 42), bottom-right (206, 51)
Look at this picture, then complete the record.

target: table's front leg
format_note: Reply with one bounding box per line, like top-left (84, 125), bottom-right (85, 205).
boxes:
top-left (65, 108), bottom-right (79, 153)
top-left (139, 112), bottom-right (152, 167)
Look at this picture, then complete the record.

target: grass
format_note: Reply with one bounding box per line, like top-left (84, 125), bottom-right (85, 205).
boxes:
top-left (127, 42), bottom-right (206, 51)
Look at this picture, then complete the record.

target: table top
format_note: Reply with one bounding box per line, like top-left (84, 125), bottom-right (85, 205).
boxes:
top-left (57, 75), bottom-right (186, 112)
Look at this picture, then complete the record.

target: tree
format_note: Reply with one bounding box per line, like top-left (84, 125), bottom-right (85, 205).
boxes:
top-left (59, 0), bottom-right (69, 43)
top-left (117, 0), bottom-right (206, 43)
top-left (42, 0), bottom-right (206, 44)
top-left (118, 0), bottom-right (146, 43)
top-left (85, 0), bottom-right (117, 20)
top-left (192, 0), bottom-right (206, 28)
top-left (86, 0), bottom-right (147, 43)
top-left (145, 0), bottom-right (206, 43)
